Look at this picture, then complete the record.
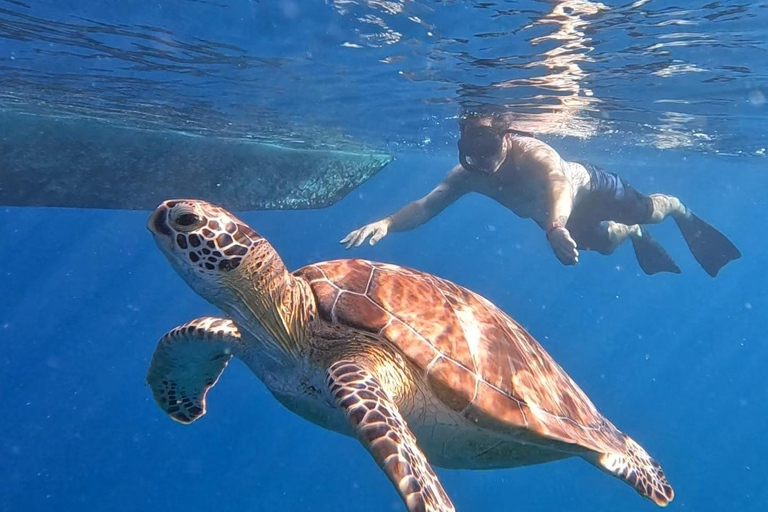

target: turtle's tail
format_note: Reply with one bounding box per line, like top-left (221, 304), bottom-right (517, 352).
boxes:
top-left (594, 435), bottom-right (674, 507)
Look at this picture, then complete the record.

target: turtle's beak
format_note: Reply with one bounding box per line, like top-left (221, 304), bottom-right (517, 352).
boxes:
top-left (147, 203), bottom-right (173, 238)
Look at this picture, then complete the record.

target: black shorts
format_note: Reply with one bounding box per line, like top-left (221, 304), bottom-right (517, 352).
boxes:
top-left (566, 166), bottom-right (654, 250)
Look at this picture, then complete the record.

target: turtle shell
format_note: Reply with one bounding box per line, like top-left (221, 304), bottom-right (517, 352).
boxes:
top-left (295, 258), bottom-right (626, 455)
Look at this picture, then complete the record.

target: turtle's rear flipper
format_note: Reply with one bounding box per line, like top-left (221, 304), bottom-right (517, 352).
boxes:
top-left (673, 209), bottom-right (741, 277)
top-left (630, 227), bottom-right (681, 275)
top-left (592, 436), bottom-right (674, 507)
top-left (146, 317), bottom-right (242, 424)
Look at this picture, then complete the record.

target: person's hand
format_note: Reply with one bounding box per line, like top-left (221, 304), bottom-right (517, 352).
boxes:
top-left (547, 226), bottom-right (579, 265)
top-left (340, 218), bottom-right (392, 249)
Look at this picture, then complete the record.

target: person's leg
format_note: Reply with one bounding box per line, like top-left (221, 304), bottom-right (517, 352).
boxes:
top-left (603, 220), bottom-right (640, 252)
top-left (619, 181), bottom-right (740, 277)
top-left (647, 193), bottom-right (686, 223)
top-left (576, 220), bottom-right (680, 275)
top-left (570, 219), bottom-right (635, 255)
top-left (567, 195), bottom-right (640, 256)
top-left (565, 176), bottom-right (680, 274)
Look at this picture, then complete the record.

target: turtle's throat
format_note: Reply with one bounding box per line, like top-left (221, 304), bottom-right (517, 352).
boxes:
top-left (224, 247), bottom-right (313, 362)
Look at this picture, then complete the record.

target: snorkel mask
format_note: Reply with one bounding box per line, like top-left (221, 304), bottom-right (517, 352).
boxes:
top-left (457, 124), bottom-right (510, 175)
top-left (458, 126), bottom-right (506, 174)
top-left (458, 114), bottom-right (533, 175)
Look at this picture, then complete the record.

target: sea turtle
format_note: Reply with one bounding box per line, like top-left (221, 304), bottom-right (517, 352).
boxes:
top-left (145, 199), bottom-right (674, 512)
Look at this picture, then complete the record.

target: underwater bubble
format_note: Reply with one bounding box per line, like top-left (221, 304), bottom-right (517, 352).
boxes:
top-left (280, 0), bottom-right (299, 19)
top-left (748, 89), bottom-right (765, 106)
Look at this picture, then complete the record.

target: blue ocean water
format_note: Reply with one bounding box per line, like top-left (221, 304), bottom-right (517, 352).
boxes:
top-left (1, 1), bottom-right (767, 512)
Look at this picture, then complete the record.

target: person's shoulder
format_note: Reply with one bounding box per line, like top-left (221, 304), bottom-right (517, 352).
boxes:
top-left (443, 164), bottom-right (481, 192)
top-left (509, 134), bottom-right (555, 151)
top-left (445, 164), bottom-right (470, 181)
top-left (511, 136), bottom-right (562, 162)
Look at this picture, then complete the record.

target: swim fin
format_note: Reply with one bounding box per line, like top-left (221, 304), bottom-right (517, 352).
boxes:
top-left (631, 227), bottom-right (681, 275)
top-left (673, 209), bottom-right (741, 277)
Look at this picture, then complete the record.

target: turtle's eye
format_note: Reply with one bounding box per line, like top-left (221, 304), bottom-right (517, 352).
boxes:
top-left (170, 207), bottom-right (205, 232)
top-left (177, 213), bottom-right (201, 227)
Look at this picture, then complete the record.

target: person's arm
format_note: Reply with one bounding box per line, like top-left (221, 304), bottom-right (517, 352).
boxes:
top-left (389, 165), bottom-right (470, 232)
top-left (516, 144), bottom-right (579, 265)
top-left (543, 167), bottom-right (574, 232)
top-left (341, 165), bottom-right (471, 249)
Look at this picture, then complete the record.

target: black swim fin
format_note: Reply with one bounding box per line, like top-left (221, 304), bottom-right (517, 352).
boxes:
top-left (673, 209), bottom-right (741, 277)
top-left (630, 227), bottom-right (682, 275)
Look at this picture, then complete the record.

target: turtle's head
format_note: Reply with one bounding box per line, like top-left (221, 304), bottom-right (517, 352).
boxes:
top-left (147, 199), bottom-right (282, 308)
top-left (149, 199), bottom-right (311, 362)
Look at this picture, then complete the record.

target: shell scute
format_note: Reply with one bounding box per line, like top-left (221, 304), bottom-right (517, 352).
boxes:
top-left (313, 259), bottom-right (373, 294)
top-left (367, 263), bottom-right (476, 371)
top-left (381, 319), bottom-right (439, 369)
top-left (464, 380), bottom-right (528, 431)
top-left (335, 292), bottom-right (390, 332)
top-left (308, 279), bottom-right (339, 323)
top-left (297, 264), bottom-right (325, 282)
top-left (426, 357), bottom-right (476, 413)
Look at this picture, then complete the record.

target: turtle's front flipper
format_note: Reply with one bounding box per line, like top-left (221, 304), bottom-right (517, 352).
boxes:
top-left (326, 360), bottom-right (455, 512)
top-left (146, 317), bottom-right (242, 424)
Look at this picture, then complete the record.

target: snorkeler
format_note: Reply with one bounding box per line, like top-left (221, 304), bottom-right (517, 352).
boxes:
top-left (340, 113), bottom-right (741, 276)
